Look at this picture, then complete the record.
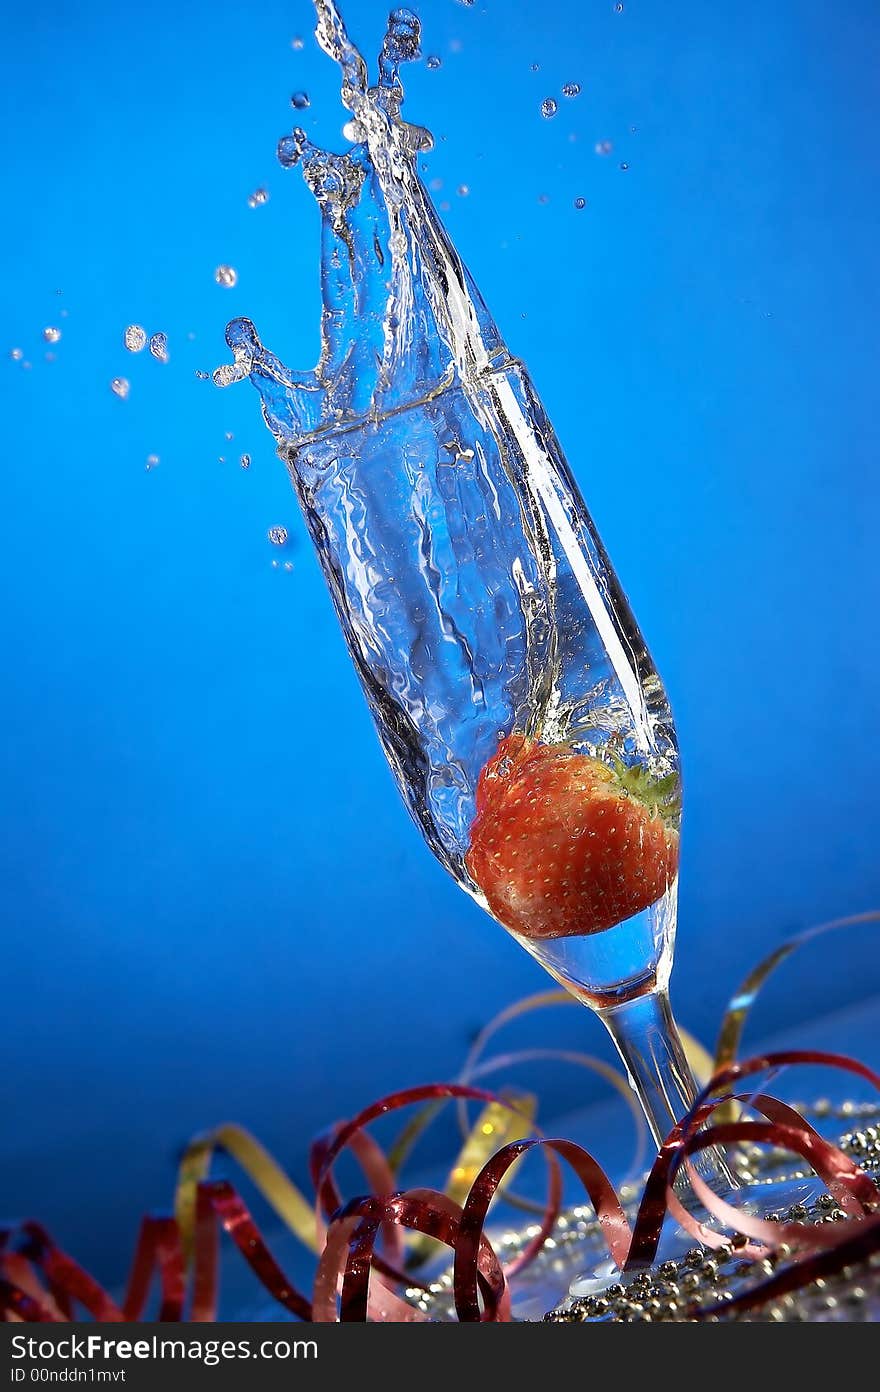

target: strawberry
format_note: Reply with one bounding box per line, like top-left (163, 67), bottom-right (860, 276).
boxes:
top-left (465, 734), bottom-right (679, 940)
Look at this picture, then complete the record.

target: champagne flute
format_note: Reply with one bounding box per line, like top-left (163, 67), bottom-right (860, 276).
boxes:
top-left (224, 1), bottom-right (772, 1294)
top-left (286, 355), bottom-right (717, 1185)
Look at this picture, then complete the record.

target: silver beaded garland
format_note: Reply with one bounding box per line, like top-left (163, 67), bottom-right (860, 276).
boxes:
top-left (405, 1106), bottom-right (880, 1323)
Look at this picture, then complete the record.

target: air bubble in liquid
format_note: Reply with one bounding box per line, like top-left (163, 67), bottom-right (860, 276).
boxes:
top-left (426, 55), bottom-right (442, 70)
top-left (268, 525), bottom-right (289, 546)
top-left (248, 188), bottom-right (270, 208)
top-left (110, 377), bottom-right (130, 399)
top-left (540, 98), bottom-right (558, 119)
top-left (562, 82), bottom-right (581, 97)
top-left (291, 91), bottom-right (310, 110)
top-left (215, 265), bottom-right (238, 288)
top-left (43, 326), bottom-right (62, 344)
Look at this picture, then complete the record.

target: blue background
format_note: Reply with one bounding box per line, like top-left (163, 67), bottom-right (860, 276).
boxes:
top-left (2, 0), bottom-right (879, 1281)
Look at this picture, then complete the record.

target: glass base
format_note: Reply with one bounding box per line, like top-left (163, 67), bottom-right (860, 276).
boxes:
top-left (568, 1169), bottom-right (826, 1300)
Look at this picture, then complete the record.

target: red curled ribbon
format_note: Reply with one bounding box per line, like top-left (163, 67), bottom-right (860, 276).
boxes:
top-left (3, 941), bottom-right (880, 1323)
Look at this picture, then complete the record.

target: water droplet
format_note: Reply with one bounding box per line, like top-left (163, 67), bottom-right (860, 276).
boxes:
top-left (277, 134), bottom-right (303, 168)
top-left (110, 377), bottom-right (130, 399)
top-left (240, 453), bottom-right (251, 469)
top-left (574, 196), bottom-right (586, 209)
top-left (195, 370), bottom-right (210, 380)
top-left (530, 63), bottom-right (540, 72)
top-left (123, 324), bottom-right (146, 352)
top-left (268, 525), bottom-right (289, 546)
top-left (562, 82), bottom-right (581, 98)
top-left (615, 2), bottom-right (624, 11)
top-left (426, 55), bottom-right (442, 70)
top-left (213, 362), bottom-right (245, 387)
top-left (215, 264), bottom-right (238, 288)
top-left (291, 35), bottom-right (304, 50)
top-left (145, 454), bottom-right (160, 471)
top-left (283, 561), bottom-right (294, 571)
top-left (619, 161), bottom-right (629, 171)
top-left (457, 184), bottom-right (469, 197)
top-left (149, 332), bottom-right (169, 363)
top-left (218, 456), bottom-right (226, 464)
top-left (247, 187), bottom-right (269, 208)
top-left (291, 90), bottom-right (310, 110)
top-left (540, 98), bottom-right (558, 119)
top-left (10, 348), bottom-right (23, 361)
top-left (42, 326), bottom-right (62, 344)
top-left (225, 431), bottom-right (234, 441)
top-left (595, 139), bottom-right (613, 155)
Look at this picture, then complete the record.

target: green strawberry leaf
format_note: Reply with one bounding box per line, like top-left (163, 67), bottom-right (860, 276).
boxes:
top-left (611, 756), bottom-right (681, 821)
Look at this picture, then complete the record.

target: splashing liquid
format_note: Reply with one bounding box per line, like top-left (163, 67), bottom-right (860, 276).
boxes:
top-left (216, 3), bottom-right (679, 1006)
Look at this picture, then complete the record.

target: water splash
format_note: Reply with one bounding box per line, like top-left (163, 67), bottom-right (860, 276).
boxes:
top-left (215, 4), bottom-right (502, 445)
top-left (214, 2), bottom-right (677, 937)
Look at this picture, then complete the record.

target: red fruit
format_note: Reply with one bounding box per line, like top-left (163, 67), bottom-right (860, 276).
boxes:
top-left (465, 735), bottom-right (679, 940)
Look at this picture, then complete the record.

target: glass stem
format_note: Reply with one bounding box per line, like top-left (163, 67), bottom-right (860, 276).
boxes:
top-left (597, 988), bottom-right (738, 1196)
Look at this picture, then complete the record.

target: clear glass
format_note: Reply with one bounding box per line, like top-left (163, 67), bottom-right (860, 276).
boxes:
top-left (231, 0), bottom-right (742, 1289)
top-left (284, 355), bottom-right (730, 1201)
